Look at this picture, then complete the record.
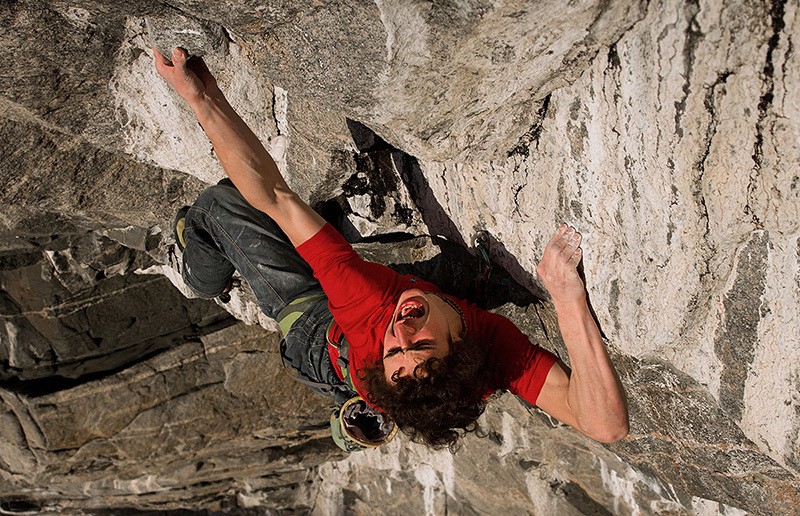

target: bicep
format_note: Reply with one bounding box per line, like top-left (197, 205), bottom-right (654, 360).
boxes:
top-left (534, 360), bottom-right (579, 429)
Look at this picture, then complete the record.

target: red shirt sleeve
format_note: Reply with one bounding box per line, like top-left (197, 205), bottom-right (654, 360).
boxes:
top-left (480, 311), bottom-right (558, 406)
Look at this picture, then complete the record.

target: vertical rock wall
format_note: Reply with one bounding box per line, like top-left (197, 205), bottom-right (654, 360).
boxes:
top-left (1, 0), bottom-right (799, 513)
top-left (416, 0), bottom-right (800, 475)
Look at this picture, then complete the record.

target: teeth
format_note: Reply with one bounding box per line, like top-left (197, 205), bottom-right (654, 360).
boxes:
top-left (399, 301), bottom-right (424, 320)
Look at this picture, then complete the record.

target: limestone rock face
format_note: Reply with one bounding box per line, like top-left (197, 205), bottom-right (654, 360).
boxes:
top-left (416, 0), bottom-right (800, 478)
top-left (1, 0), bottom-right (799, 513)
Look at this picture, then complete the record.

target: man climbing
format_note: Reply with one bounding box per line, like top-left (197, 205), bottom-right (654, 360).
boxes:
top-left (153, 48), bottom-right (629, 451)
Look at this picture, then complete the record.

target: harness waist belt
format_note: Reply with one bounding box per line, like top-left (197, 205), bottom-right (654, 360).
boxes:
top-left (275, 292), bottom-right (327, 335)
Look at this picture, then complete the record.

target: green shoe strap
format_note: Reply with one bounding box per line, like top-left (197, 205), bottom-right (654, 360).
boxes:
top-left (175, 218), bottom-right (187, 249)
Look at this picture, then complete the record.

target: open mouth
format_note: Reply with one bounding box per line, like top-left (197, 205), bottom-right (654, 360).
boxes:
top-left (397, 299), bottom-right (425, 322)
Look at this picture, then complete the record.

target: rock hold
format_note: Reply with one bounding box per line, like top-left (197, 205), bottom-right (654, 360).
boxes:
top-left (145, 12), bottom-right (231, 59)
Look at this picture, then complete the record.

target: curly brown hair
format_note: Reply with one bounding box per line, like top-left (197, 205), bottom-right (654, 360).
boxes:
top-left (358, 334), bottom-right (498, 451)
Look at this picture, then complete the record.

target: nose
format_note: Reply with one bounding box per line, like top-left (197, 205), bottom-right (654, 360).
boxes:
top-left (395, 321), bottom-right (417, 346)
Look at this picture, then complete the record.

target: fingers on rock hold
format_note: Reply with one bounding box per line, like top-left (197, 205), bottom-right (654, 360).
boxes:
top-left (556, 227), bottom-right (577, 251)
top-left (568, 246), bottom-right (582, 266)
top-left (152, 47), bottom-right (172, 70)
top-left (172, 47), bottom-right (189, 67)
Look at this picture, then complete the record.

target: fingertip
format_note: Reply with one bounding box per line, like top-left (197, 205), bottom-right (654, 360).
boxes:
top-left (569, 246), bottom-right (583, 266)
top-left (152, 47), bottom-right (166, 64)
top-left (171, 47), bottom-right (188, 65)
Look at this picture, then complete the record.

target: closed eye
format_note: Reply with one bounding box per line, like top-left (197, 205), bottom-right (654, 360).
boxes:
top-left (383, 341), bottom-right (433, 359)
top-left (407, 341), bottom-right (433, 352)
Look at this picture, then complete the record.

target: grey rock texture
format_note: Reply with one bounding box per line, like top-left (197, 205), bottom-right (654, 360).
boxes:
top-left (0, 232), bottom-right (233, 382)
top-left (1, 0), bottom-right (799, 514)
top-left (0, 324), bottom-right (336, 512)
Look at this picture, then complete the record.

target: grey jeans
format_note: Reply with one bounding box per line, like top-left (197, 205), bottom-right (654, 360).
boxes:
top-left (181, 180), bottom-right (347, 397)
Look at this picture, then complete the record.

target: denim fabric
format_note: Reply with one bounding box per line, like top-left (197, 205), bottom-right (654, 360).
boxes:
top-left (181, 180), bottom-right (345, 396)
top-left (280, 297), bottom-right (353, 402)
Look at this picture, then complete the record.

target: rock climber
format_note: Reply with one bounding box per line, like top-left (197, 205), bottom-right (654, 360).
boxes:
top-left (153, 47), bottom-right (629, 451)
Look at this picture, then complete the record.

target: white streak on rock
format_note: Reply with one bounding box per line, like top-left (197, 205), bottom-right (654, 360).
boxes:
top-left (524, 469), bottom-right (561, 514)
top-left (112, 474), bottom-right (167, 494)
top-left (691, 496), bottom-right (748, 516)
top-left (373, 0), bottom-right (395, 62)
top-left (742, 232), bottom-right (800, 468)
top-left (414, 464), bottom-right (444, 516)
top-left (4, 321), bottom-right (19, 368)
top-left (273, 87), bottom-right (289, 136)
top-left (599, 459), bottom-right (641, 516)
top-left (498, 411), bottom-right (516, 459)
top-left (312, 462), bottom-right (347, 516)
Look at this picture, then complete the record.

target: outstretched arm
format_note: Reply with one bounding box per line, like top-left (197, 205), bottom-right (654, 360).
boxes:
top-left (533, 224), bottom-right (629, 443)
top-left (153, 48), bottom-right (325, 247)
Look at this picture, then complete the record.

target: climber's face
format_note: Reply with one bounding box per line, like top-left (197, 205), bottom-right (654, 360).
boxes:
top-left (382, 289), bottom-right (462, 383)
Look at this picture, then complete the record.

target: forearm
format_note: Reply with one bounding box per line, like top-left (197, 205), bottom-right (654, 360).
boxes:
top-left (554, 298), bottom-right (629, 442)
top-left (189, 92), bottom-right (291, 212)
top-left (153, 48), bottom-right (325, 245)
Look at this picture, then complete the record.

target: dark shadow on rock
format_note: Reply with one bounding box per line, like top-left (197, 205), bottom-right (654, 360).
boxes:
top-left (346, 118), bottom-right (467, 246)
top-left (354, 234), bottom-right (539, 310)
top-left (341, 120), bottom-right (549, 310)
top-left (479, 231), bottom-right (607, 340)
top-left (311, 196), bottom-right (363, 242)
top-left (346, 118), bottom-right (395, 153)
top-left (392, 150), bottom-right (468, 248)
top-left (576, 259), bottom-right (608, 341)
top-left (476, 231), bottom-right (548, 302)
top-left (1, 315), bottom-right (238, 398)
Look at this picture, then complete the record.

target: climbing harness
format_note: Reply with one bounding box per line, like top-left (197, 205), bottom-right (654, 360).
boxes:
top-left (276, 299), bottom-right (398, 452)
